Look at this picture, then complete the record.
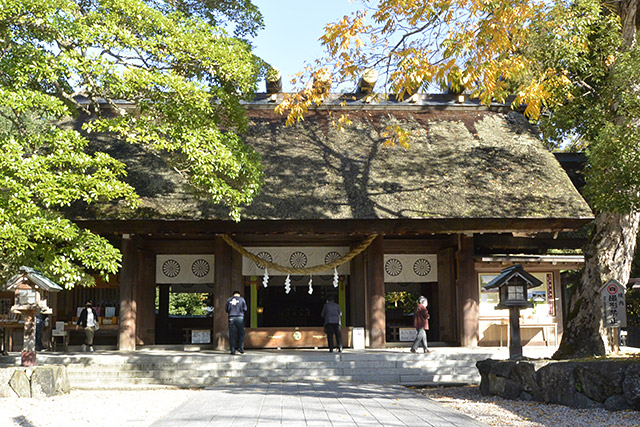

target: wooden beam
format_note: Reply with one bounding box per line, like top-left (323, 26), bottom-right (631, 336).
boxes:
top-left (475, 234), bottom-right (586, 251)
top-left (383, 236), bottom-right (457, 253)
top-left (74, 217), bottom-right (592, 237)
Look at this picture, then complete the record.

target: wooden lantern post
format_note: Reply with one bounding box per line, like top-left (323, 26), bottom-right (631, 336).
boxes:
top-left (483, 265), bottom-right (541, 359)
top-left (4, 266), bottom-right (62, 366)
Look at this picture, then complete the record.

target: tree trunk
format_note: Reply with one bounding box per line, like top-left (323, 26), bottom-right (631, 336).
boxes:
top-left (620, 0), bottom-right (639, 48)
top-left (554, 1), bottom-right (640, 359)
top-left (554, 211), bottom-right (640, 359)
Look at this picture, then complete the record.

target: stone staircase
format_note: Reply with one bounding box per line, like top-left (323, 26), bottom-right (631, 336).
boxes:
top-left (1, 348), bottom-right (500, 390)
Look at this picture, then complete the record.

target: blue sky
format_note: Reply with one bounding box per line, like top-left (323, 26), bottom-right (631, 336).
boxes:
top-left (251, 0), bottom-right (361, 91)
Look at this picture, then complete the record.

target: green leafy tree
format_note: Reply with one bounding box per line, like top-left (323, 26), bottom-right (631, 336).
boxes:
top-left (169, 293), bottom-right (209, 316)
top-left (279, 0), bottom-right (640, 358)
top-left (0, 0), bottom-right (265, 288)
top-left (627, 288), bottom-right (640, 326)
top-left (385, 291), bottom-right (419, 314)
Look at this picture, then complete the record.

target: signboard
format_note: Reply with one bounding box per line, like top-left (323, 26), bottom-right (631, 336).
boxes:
top-left (191, 330), bottom-right (211, 344)
top-left (399, 328), bottom-right (418, 342)
top-left (600, 279), bottom-right (627, 328)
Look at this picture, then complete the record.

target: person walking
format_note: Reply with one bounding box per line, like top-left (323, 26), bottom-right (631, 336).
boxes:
top-left (321, 296), bottom-right (343, 352)
top-left (411, 296), bottom-right (431, 354)
top-left (76, 300), bottom-right (99, 352)
top-left (35, 312), bottom-right (48, 351)
top-left (225, 290), bottom-right (247, 355)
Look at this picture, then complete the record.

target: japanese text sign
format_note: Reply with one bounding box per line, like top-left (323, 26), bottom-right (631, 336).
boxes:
top-left (600, 279), bottom-right (627, 328)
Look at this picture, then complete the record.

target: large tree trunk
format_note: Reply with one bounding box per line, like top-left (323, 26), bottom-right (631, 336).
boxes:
top-left (554, 211), bottom-right (640, 359)
top-left (554, 0), bottom-right (640, 360)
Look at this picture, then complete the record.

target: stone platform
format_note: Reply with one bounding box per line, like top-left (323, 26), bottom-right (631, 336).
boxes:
top-left (0, 347), bottom-right (541, 390)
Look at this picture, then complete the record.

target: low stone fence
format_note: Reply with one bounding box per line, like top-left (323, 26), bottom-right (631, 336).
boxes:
top-left (476, 359), bottom-right (640, 411)
top-left (0, 366), bottom-right (70, 398)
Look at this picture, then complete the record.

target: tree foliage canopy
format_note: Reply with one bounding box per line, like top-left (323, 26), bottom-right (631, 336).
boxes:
top-left (0, 0), bottom-right (265, 287)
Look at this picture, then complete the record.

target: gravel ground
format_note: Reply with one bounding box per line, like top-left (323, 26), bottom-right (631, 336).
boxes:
top-left (420, 385), bottom-right (640, 427)
top-left (0, 389), bottom-right (200, 427)
top-left (2, 385), bottom-right (639, 426)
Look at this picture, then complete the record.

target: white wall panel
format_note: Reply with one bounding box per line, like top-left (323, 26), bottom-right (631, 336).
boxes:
top-left (156, 255), bottom-right (215, 284)
top-left (383, 254), bottom-right (438, 283)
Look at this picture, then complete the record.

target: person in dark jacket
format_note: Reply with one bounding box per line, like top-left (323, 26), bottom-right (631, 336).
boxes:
top-left (410, 296), bottom-right (431, 353)
top-left (76, 300), bottom-right (99, 352)
top-left (35, 312), bottom-right (47, 351)
top-left (321, 296), bottom-right (343, 352)
top-left (225, 290), bottom-right (247, 355)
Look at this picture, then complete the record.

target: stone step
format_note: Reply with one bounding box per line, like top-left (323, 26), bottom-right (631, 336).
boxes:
top-left (65, 364), bottom-right (479, 378)
top-left (61, 357), bottom-right (476, 370)
top-left (1, 349), bottom-right (498, 390)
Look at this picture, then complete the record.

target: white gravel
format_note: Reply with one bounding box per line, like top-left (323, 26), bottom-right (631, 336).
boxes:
top-left (0, 389), bottom-right (200, 427)
top-left (419, 385), bottom-right (640, 427)
top-left (2, 385), bottom-right (639, 426)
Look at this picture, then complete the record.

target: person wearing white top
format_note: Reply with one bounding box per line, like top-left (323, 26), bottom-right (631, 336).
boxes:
top-left (76, 300), bottom-right (99, 352)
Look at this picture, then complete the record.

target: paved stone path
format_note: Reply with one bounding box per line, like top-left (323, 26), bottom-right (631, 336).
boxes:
top-left (150, 381), bottom-right (487, 426)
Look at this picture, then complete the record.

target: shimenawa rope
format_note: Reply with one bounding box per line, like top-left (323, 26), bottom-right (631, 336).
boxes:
top-left (220, 234), bottom-right (378, 275)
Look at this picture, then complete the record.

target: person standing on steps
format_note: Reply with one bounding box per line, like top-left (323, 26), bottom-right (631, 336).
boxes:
top-left (225, 290), bottom-right (247, 355)
top-left (410, 296), bottom-right (431, 354)
top-left (76, 300), bottom-right (99, 352)
top-left (321, 296), bottom-right (343, 352)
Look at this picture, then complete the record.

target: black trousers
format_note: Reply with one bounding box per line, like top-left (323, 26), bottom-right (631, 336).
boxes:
top-left (325, 323), bottom-right (342, 351)
top-left (229, 316), bottom-right (245, 353)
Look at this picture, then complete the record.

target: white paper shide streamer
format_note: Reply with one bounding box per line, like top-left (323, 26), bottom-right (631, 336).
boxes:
top-left (333, 267), bottom-right (339, 288)
top-left (262, 268), bottom-right (269, 287)
top-left (308, 276), bottom-right (313, 294)
top-left (284, 274), bottom-right (291, 294)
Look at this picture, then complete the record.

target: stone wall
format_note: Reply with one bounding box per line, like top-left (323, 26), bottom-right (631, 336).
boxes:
top-left (0, 366), bottom-right (70, 398)
top-left (477, 359), bottom-right (640, 411)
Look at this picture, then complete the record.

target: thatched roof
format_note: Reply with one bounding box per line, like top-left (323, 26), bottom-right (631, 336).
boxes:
top-left (76, 101), bottom-right (593, 222)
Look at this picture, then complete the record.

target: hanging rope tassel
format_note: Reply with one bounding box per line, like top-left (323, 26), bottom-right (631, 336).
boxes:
top-left (262, 268), bottom-right (269, 287)
top-left (308, 276), bottom-right (313, 294)
top-left (284, 274), bottom-right (291, 294)
top-left (333, 266), bottom-right (339, 288)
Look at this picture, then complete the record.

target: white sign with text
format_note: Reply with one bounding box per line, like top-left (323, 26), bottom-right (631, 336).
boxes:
top-left (600, 279), bottom-right (627, 328)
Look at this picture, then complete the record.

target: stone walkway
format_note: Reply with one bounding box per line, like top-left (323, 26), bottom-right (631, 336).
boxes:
top-left (150, 381), bottom-right (487, 427)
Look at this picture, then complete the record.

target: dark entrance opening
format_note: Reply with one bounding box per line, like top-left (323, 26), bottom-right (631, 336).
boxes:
top-left (244, 276), bottom-right (349, 327)
top-left (385, 282), bottom-right (439, 343)
top-left (155, 284), bottom-right (213, 344)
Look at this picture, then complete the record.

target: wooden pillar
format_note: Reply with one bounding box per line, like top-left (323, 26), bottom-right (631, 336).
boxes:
top-left (136, 248), bottom-right (156, 345)
top-left (366, 235), bottom-right (385, 348)
top-left (21, 311), bottom-right (36, 366)
top-left (350, 251), bottom-right (366, 327)
top-left (437, 247), bottom-right (458, 343)
top-left (157, 284), bottom-right (170, 344)
top-left (553, 270), bottom-right (563, 341)
top-left (231, 248), bottom-right (243, 316)
top-left (509, 307), bottom-right (523, 359)
top-left (458, 234), bottom-right (478, 347)
top-left (118, 234), bottom-right (137, 351)
top-left (213, 236), bottom-right (232, 351)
